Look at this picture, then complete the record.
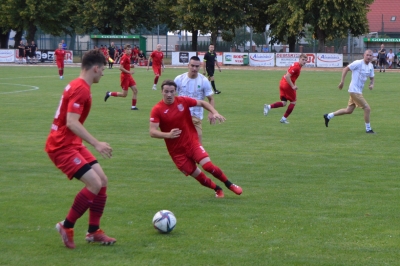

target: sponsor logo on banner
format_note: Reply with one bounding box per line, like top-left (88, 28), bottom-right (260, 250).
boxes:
top-left (316, 53), bottom-right (343, 67)
top-left (223, 53), bottom-right (246, 65)
top-left (276, 53), bottom-right (316, 67)
top-left (171, 52), bottom-right (197, 65)
top-left (0, 50), bottom-right (15, 62)
top-left (249, 53), bottom-right (275, 66)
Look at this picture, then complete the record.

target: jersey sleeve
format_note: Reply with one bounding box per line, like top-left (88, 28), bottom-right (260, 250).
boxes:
top-left (150, 106), bottom-right (160, 123)
top-left (183, 96), bottom-right (198, 107)
top-left (348, 60), bottom-right (360, 71)
top-left (67, 86), bottom-right (89, 115)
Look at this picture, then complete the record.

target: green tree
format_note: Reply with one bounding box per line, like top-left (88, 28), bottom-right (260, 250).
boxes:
top-left (305, 0), bottom-right (373, 52)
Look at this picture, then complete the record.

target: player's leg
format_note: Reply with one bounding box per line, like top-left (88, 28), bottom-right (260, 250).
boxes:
top-left (264, 85), bottom-right (287, 116)
top-left (324, 96), bottom-right (356, 127)
top-left (192, 117), bottom-right (203, 144)
top-left (105, 78), bottom-right (129, 101)
top-left (130, 84), bottom-right (138, 110)
top-left (152, 67), bottom-right (160, 90)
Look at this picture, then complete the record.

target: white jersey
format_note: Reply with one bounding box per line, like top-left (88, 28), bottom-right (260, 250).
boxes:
top-left (348, 59), bottom-right (374, 94)
top-left (174, 73), bottom-right (213, 120)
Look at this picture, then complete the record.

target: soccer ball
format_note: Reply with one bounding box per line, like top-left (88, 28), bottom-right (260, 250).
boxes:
top-left (152, 210), bottom-right (177, 233)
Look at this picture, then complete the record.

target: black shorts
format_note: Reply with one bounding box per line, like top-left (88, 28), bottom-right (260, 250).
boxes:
top-left (379, 57), bottom-right (386, 65)
top-left (206, 66), bottom-right (215, 77)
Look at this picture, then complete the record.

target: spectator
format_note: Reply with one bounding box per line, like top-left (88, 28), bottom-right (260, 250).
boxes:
top-left (387, 49), bottom-right (395, 69)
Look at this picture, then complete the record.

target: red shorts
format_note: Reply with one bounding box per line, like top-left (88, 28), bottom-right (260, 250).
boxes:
top-left (120, 74), bottom-right (136, 90)
top-left (152, 65), bottom-right (162, 76)
top-left (171, 143), bottom-right (209, 176)
top-left (47, 145), bottom-right (96, 180)
top-left (56, 60), bottom-right (64, 69)
top-left (279, 81), bottom-right (297, 102)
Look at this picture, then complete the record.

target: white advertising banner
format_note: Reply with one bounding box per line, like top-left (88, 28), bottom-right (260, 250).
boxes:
top-left (249, 53), bottom-right (275, 67)
top-left (197, 52), bottom-right (223, 66)
top-left (0, 49), bottom-right (15, 62)
top-left (223, 52), bottom-right (247, 65)
top-left (276, 53), bottom-right (316, 67)
top-left (171, 52), bottom-right (197, 66)
top-left (14, 50), bottom-right (73, 64)
top-left (316, 53), bottom-right (343, 67)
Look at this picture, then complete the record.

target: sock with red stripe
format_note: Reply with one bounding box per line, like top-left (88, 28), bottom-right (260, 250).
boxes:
top-left (88, 187), bottom-right (107, 233)
top-left (270, 102), bottom-right (284, 108)
top-left (194, 172), bottom-right (217, 190)
top-left (64, 187), bottom-right (97, 228)
top-left (202, 161), bottom-right (228, 182)
top-left (284, 103), bottom-right (295, 118)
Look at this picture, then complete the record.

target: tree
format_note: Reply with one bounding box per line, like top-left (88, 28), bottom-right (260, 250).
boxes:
top-left (305, 0), bottom-right (373, 52)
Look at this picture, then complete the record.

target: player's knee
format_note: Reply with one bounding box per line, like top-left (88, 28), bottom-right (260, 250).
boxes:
top-left (282, 101), bottom-right (287, 106)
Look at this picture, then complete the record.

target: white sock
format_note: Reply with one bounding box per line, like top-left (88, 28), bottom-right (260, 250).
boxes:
top-left (327, 113), bottom-right (334, 119)
top-left (365, 123), bottom-right (371, 131)
top-left (281, 116), bottom-right (286, 120)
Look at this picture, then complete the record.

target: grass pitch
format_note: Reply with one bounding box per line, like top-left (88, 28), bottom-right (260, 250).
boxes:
top-left (0, 64), bottom-right (399, 265)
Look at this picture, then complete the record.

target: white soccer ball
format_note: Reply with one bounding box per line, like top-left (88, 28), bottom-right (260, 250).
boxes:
top-left (152, 210), bottom-right (177, 233)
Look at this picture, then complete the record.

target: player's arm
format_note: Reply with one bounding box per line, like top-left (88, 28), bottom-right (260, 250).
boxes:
top-left (284, 72), bottom-right (297, 90)
top-left (66, 112), bottom-right (112, 158)
top-left (369, 77), bottom-right (374, 90)
top-left (161, 59), bottom-right (165, 72)
top-left (206, 95), bottom-right (216, 124)
top-left (338, 66), bottom-right (350, 89)
top-left (196, 100), bottom-right (225, 123)
top-left (119, 64), bottom-right (132, 74)
top-left (149, 122), bottom-right (181, 139)
top-left (147, 56), bottom-right (152, 70)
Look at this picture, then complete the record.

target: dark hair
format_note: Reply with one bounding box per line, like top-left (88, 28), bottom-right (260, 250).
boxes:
top-left (81, 49), bottom-right (107, 70)
top-left (190, 56), bottom-right (200, 62)
top-left (161, 80), bottom-right (177, 90)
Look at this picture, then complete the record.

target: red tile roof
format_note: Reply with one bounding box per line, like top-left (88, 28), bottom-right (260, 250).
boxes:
top-left (367, 0), bottom-right (400, 33)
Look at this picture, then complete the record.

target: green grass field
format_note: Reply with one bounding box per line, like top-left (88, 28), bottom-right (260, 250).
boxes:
top-left (0, 64), bottom-right (399, 266)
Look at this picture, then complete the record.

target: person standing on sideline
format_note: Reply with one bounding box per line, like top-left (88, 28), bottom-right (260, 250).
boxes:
top-left (107, 42), bottom-right (116, 69)
top-left (386, 49), bottom-right (394, 69)
top-left (263, 53), bottom-right (308, 124)
top-left (29, 40), bottom-right (38, 64)
top-left (323, 49), bottom-right (375, 134)
top-left (45, 49), bottom-right (116, 249)
top-left (175, 56), bottom-right (214, 144)
top-left (24, 41), bottom-right (31, 64)
top-left (17, 40), bottom-right (25, 64)
top-left (104, 44), bottom-right (139, 110)
top-left (203, 44), bottom-right (222, 94)
top-left (378, 44), bottom-right (386, 72)
top-left (147, 44), bottom-right (164, 90)
top-left (149, 80), bottom-right (243, 198)
top-left (54, 43), bottom-right (66, 79)
top-left (61, 39), bottom-right (67, 50)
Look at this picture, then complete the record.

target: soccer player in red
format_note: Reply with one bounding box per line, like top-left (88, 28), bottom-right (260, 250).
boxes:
top-left (263, 53), bottom-right (308, 123)
top-left (45, 49), bottom-right (116, 249)
top-left (54, 43), bottom-right (66, 80)
top-left (149, 79), bottom-right (243, 198)
top-left (147, 44), bottom-right (164, 90)
top-left (104, 44), bottom-right (139, 110)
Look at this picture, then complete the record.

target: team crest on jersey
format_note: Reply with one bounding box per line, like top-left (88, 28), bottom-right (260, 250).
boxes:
top-left (73, 157), bottom-right (81, 165)
top-left (178, 104), bottom-right (184, 111)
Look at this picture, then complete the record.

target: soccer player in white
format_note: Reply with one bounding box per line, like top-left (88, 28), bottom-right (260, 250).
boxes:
top-left (174, 56), bottom-right (215, 144)
top-left (323, 49), bottom-right (375, 133)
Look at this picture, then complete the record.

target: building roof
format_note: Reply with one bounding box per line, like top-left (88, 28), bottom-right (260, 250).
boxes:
top-left (367, 0), bottom-right (400, 33)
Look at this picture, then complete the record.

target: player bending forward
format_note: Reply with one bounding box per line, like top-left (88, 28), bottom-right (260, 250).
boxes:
top-left (149, 79), bottom-right (242, 198)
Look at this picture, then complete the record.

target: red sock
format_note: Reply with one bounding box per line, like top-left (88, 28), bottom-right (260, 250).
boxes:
top-left (284, 103), bottom-right (295, 118)
top-left (58, 70), bottom-right (62, 76)
top-left (194, 172), bottom-right (217, 190)
top-left (66, 187), bottom-right (97, 224)
top-left (270, 102), bottom-right (284, 108)
top-left (111, 92), bottom-right (118, 97)
top-left (202, 162), bottom-right (228, 182)
top-left (89, 187), bottom-right (107, 228)
top-left (154, 76), bottom-right (159, 84)
top-left (61, 70), bottom-right (64, 76)
top-left (132, 99), bottom-right (137, 106)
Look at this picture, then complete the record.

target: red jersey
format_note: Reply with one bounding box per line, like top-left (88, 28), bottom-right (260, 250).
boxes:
top-left (133, 47), bottom-right (139, 56)
top-left (54, 49), bottom-right (66, 62)
top-left (150, 96), bottom-right (198, 155)
top-left (150, 50), bottom-right (164, 67)
top-left (281, 62), bottom-right (302, 86)
top-left (45, 78), bottom-right (92, 153)
top-left (120, 53), bottom-right (132, 76)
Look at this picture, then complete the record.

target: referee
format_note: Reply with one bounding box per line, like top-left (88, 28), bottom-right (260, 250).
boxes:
top-left (203, 44), bottom-right (222, 94)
